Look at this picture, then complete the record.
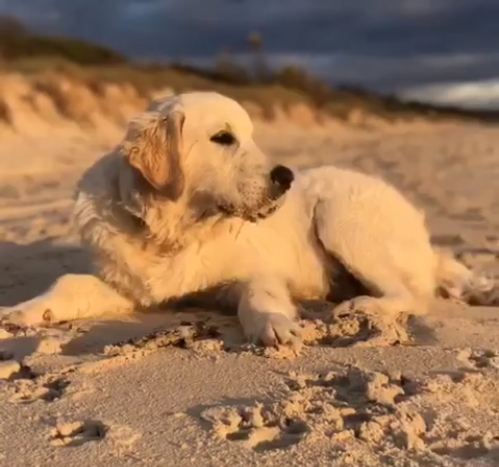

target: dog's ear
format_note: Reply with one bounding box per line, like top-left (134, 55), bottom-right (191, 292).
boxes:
top-left (124, 111), bottom-right (185, 200)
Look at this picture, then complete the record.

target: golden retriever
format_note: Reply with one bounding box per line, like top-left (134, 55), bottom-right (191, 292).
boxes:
top-left (2, 92), bottom-right (475, 346)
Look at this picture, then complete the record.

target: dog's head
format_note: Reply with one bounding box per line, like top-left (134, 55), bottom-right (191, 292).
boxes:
top-left (120, 92), bottom-right (294, 223)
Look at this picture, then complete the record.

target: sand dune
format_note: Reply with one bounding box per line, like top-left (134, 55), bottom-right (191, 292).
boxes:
top-left (0, 81), bottom-right (498, 465)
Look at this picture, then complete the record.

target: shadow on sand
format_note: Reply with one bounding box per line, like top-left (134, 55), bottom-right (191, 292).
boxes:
top-left (0, 239), bottom-right (91, 305)
top-left (0, 239), bottom-right (244, 360)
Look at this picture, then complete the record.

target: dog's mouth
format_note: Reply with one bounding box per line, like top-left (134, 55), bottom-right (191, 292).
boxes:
top-left (217, 198), bottom-right (282, 223)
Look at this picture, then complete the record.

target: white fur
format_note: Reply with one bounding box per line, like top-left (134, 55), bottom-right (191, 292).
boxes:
top-left (1, 92), bottom-right (473, 346)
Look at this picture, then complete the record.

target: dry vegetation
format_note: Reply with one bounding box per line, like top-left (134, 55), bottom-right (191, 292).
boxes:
top-left (4, 58), bottom-right (499, 127)
top-left (1, 14), bottom-right (498, 125)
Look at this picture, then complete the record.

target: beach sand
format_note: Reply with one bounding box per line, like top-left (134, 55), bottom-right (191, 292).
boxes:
top-left (1, 111), bottom-right (498, 466)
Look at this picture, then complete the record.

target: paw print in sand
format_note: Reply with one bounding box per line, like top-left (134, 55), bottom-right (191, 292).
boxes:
top-left (49, 420), bottom-right (107, 447)
top-left (457, 348), bottom-right (499, 370)
top-left (201, 402), bottom-right (309, 451)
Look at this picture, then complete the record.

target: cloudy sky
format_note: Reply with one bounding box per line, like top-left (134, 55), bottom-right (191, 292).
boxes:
top-left (1, 0), bottom-right (498, 106)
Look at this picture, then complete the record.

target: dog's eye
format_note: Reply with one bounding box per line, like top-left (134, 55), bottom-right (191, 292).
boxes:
top-left (210, 131), bottom-right (236, 146)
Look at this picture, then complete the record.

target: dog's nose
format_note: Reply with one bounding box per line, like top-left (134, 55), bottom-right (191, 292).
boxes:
top-left (270, 165), bottom-right (294, 191)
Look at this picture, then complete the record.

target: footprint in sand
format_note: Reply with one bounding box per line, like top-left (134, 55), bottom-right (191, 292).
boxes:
top-left (3, 361), bottom-right (71, 403)
top-left (49, 420), bottom-right (107, 447)
top-left (200, 367), bottom-right (425, 452)
top-left (457, 348), bottom-right (499, 370)
top-left (201, 403), bottom-right (309, 451)
top-left (0, 354), bottom-right (36, 381)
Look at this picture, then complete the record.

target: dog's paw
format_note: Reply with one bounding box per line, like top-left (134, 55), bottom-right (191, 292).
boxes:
top-left (244, 312), bottom-right (302, 347)
top-left (0, 300), bottom-right (54, 328)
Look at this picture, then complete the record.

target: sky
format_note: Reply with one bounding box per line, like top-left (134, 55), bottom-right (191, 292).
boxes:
top-left (1, 0), bottom-right (498, 107)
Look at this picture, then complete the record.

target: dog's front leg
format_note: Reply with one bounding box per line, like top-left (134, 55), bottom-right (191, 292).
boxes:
top-left (1, 274), bottom-right (133, 327)
top-left (237, 276), bottom-right (301, 346)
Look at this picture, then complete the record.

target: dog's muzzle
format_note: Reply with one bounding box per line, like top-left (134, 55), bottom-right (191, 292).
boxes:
top-left (217, 165), bottom-right (294, 222)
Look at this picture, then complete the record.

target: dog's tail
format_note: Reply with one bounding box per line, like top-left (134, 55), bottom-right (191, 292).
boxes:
top-left (434, 249), bottom-right (494, 303)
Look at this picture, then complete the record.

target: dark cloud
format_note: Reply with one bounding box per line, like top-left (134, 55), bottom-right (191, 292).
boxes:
top-left (1, 0), bottom-right (498, 93)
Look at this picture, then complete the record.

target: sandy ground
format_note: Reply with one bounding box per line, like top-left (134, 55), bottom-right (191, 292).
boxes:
top-left (0, 116), bottom-right (499, 466)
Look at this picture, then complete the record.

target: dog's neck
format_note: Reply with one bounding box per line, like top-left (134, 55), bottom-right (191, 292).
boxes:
top-left (117, 161), bottom-right (225, 254)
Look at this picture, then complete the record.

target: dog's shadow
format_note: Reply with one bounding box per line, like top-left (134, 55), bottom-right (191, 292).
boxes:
top-left (0, 239), bottom-right (91, 305)
top-left (0, 239), bottom-right (244, 359)
top-left (60, 309), bottom-right (243, 356)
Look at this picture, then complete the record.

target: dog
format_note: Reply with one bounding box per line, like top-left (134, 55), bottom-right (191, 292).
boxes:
top-left (1, 92), bottom-right (475, 346)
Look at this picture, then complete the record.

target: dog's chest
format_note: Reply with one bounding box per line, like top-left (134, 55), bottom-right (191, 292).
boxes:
top-left (133, 226), bottom-right (327, 304)
top-left (101, 194), bottom-right (331, 305)
top-left (122, 235), bottom-right (241, 303)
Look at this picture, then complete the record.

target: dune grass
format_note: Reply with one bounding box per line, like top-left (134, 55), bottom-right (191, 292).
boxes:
top-left (2, 57), bottom-right (499, 124)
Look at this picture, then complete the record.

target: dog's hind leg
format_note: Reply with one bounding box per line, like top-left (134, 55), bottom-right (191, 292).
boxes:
top-left (237, 276), bottom-right (301, 347)
top-left (331, 269), bottom-right (429, 319)
top-left (1, 274), bottom-right (133, 327)
top-left (313, 190), bottom-right (437, 317)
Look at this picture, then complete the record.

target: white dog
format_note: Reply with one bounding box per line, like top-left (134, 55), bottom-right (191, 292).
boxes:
top-left (2, 92), bottom-right (474, 346)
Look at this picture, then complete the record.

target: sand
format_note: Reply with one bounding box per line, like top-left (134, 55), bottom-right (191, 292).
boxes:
top-left (1, 97), bottom-right (499, 466)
